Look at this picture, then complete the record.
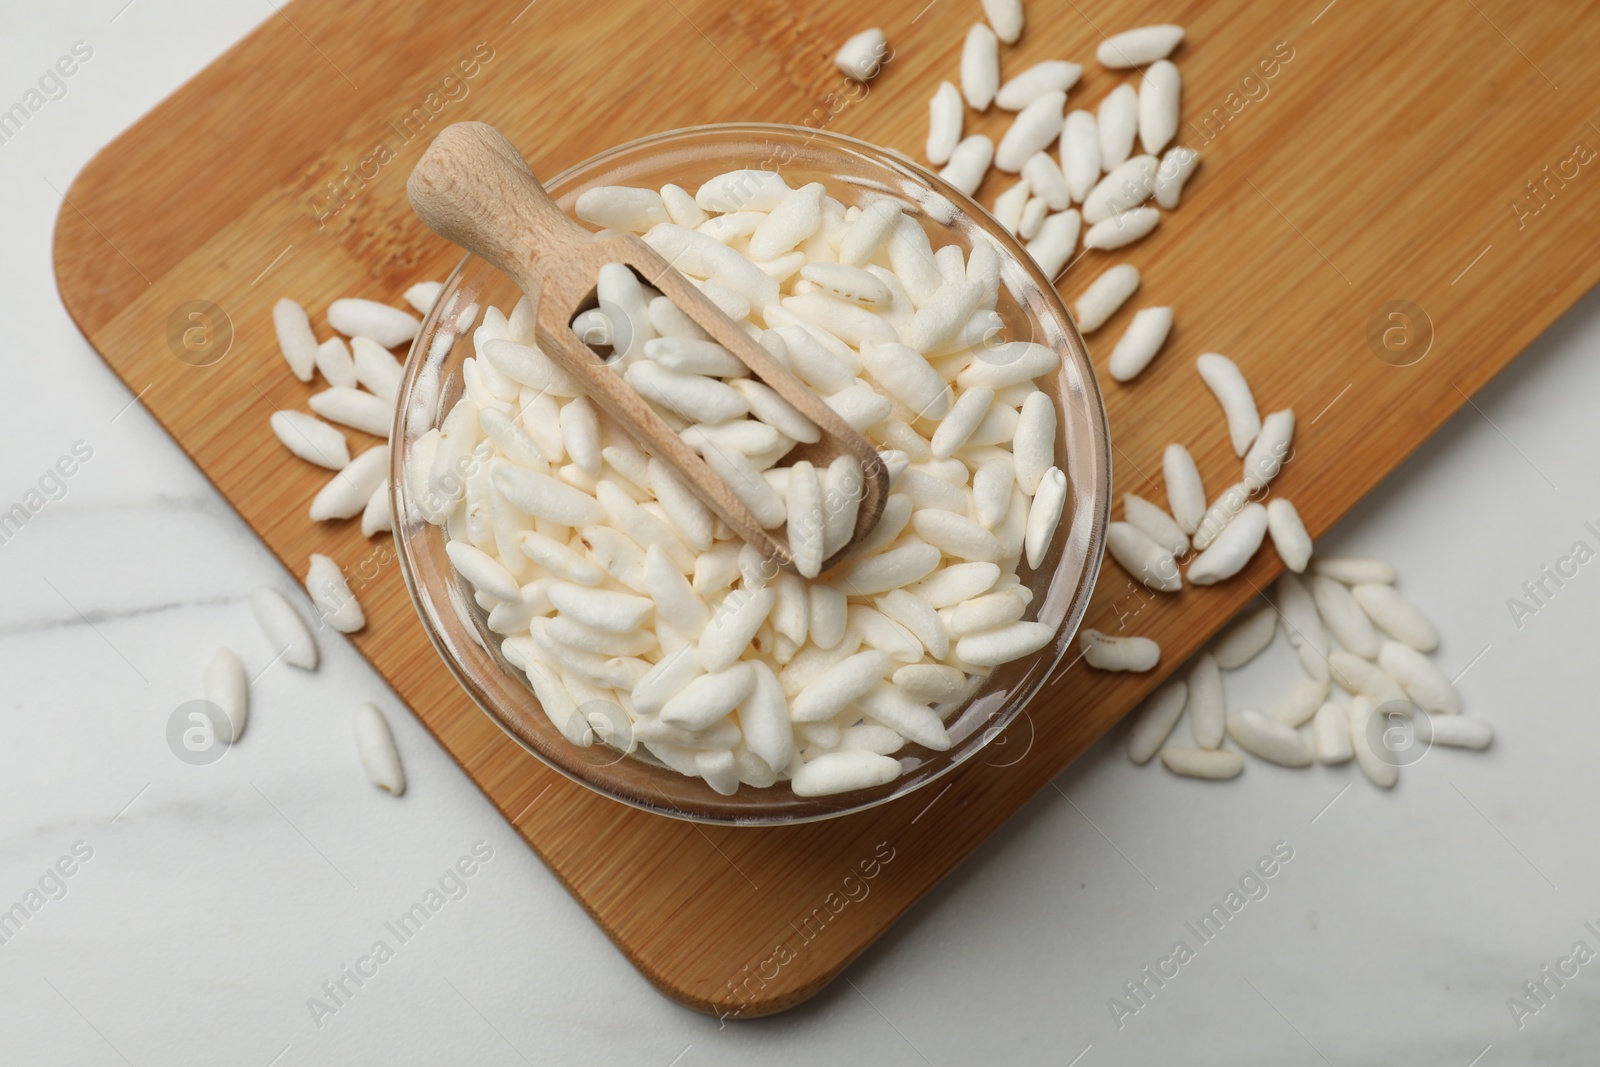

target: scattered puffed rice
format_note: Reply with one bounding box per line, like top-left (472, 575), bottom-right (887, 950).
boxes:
top-left (403, 281), bottom-right (443, 315)
top-left (998, 61), bottom-right (1082, 111)
top-left (309, 386), bottom-right (394, 438)
top-left (249, 587), bottom-right (318, 671)
top-left (1082, 154), bottom-right (1158, 224)
top-left (1195, 352), bottom-right (1261, 456)
top-left (1073, 264), bottom-right (1139, 332)
top-left (1161, 746), bottom-right (1243, 780)
top-left (1428, 716), bottom-right (1493, 750)
top-left (1353, 583), bottom-right (1439, 651)
top-left (1021, 152), bottom-right (1070, 210)
top-left (835, 28), bottom-right (889, 82)
top-left (1277, 573), bottom-right (1332, 683)
top-left (1026, 210), bottom-right (1080, 280)
top-left (1212, 604), bottom-right (1275, 669)
top-left (926, 81), bottom-right (965, 165)
top-left (353, 702), bottom-right (406, 795)
top-left (961, 23), bottom-right (1001, 110)
top-left (1378, 640), bottom-right (1461, 715)
top-left (981, 0), bottom-right (1024, 44)
top-left (204, 648), bottom-right (248, 742)
top-left (1137, 60), bottom-right (1181, 155)
top-left (1060, 110), bottom-right (1100, 203)
top-left (1108, 307), bottom-right (1173, 382)
top-left (1187, 652), bottom-right (1225, 748)
top-left (272, 298), bottom-right (318, 383)
top-left (1083, 206), bottom-right (1159, 250)
top-left (1123, 492), bottom-right (1187, 556)
top-left (1162, 443), bottom-right (1206, 535)
top-left (309, 445), bottom-right (388, 522)
top-left (1313, 700), bottom-right (1353, 763)
top-left (1127, 680), bottom-right (1186, 764)
top-left (1313, 556), bottom-right (1396, 585)
top-left (1312, 574), bottom-right (1380, 658)
top-left (327, 298), bottom-right (420, 349)
top-left (1107, 521), bottom-right (1180, 593)
top-left (1154, 145), bottom-right (1200, 209)
top-left (271, 411), bottom-right (349, 471)
top-left (1227, 709), bottom-right (1312, 767)
top-left (996, 91), bottom-right (1066, 173)
top-left (1270, 678), bottom-right (1328, 728)
top-left (1096, 84), bottom-right (1139, 170)
top-left (305, 553), bottom-right (364, 633)
top-left (1081, 628), bottom-right (1160, 672)
top-left (941, 135), bottom-right (996, 196)
top-left (1347, 697), bottom-right (1398, 788)
top-left (1097, 24), bottom-right (1185, 68)
top-left (1266, 498), bottom-right (1312, 572)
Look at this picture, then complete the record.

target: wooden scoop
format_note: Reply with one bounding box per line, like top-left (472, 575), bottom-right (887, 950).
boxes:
top-left (406, 121), bottom-right (888, 571)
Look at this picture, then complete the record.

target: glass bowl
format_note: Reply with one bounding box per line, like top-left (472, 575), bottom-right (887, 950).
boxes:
top-left (391, 123), bottom-right (1110, 825)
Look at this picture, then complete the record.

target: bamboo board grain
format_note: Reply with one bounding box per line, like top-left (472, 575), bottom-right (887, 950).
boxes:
top-left (53, 0), bottom-right (1600, 1017)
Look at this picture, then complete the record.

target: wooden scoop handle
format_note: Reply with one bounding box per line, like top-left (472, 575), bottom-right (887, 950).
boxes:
top-left (408, 122), bottom-right (888, 572)
top-left (406, 121), bottom-right (593, 294)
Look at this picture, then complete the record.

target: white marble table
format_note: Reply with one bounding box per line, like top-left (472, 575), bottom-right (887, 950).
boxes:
top-left (4, 3), bottom-right (1596, 1063)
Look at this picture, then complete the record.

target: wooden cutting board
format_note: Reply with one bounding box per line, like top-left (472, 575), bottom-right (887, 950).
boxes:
top-left (54, 0), bottom-right (1600, 1016)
